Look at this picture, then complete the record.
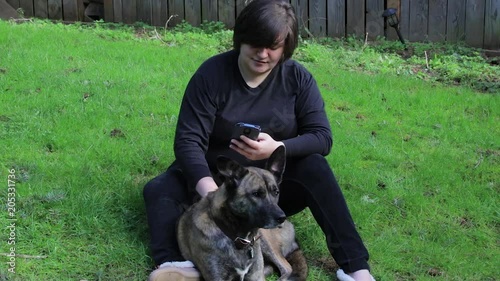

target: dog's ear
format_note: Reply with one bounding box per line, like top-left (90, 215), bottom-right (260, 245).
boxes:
top-left (265, 145), bottom-right (286, 184)
top-left (216, 156), bottom-right (248, 180)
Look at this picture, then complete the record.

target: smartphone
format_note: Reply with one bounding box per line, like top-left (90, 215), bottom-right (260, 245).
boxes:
top-left (231, 122), bottom-right (261, 140)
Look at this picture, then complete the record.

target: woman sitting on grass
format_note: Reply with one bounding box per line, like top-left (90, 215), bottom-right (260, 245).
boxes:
top-left (143, 0), bottom-right (375, 280)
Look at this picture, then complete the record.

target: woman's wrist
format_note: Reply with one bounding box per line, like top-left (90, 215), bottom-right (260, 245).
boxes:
top-left (195, 176), bottom-right (218, 197)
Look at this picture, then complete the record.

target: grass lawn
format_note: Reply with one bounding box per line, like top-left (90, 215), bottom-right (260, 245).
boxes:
top-left (0, 19), bottom-right (498, 280)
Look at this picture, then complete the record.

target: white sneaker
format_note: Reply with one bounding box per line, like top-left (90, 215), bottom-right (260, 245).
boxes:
top-left (148, 261), bottom-right (201, 281)
top-left (336, 269), bottom-right (376, 281)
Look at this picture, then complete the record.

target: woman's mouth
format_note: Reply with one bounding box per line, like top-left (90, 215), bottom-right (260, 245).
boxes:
top-left (252, 59), bottom-right (267, 64)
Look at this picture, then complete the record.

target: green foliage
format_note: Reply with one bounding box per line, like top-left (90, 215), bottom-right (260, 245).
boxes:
top-left (174, 20), bottom-right (227, 34)
top-left (0, 19), bottom-right (498, 281)
top-left (308, 36), bottom-right (499, 93)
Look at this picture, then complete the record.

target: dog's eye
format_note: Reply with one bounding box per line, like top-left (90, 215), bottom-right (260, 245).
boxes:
top-left (273, 189), bottom-right (280, 196)
top-left (252, 191), bottom-right (265, 198)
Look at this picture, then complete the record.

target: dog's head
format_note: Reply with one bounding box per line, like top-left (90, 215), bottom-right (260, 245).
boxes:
top-left (216, 146), bottom-right (286, 229)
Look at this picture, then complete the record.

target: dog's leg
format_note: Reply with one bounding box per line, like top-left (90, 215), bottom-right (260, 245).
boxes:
top-left (284, 248), bottom-right (308, 281)
top-left (260, 229), bottom-right (294, 280)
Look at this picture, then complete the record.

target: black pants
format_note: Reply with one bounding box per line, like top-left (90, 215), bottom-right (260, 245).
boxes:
top-left (143, 154), bottom-right (370, 273)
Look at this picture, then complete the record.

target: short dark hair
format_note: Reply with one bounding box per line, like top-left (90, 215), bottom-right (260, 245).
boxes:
top-left (233, 0), bottom-right (298, 61)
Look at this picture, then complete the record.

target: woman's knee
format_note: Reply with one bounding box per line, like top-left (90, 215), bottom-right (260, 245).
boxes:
top-left (143, 167), bottom-right (187, 202)
top-left (143, 174), bottom-right (166, 201)
top-left (292, 154), bottom-right (331, 175)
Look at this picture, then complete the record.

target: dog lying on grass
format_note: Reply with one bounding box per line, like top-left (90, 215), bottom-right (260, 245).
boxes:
top-left (177, 146), bottom-right (307, 280)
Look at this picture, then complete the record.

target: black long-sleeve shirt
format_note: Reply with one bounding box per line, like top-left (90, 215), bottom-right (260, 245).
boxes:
top-left (174, 50), bottom-right (332, 188)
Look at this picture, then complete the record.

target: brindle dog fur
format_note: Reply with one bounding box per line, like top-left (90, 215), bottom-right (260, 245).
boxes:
top-left (177, 146), bottom-right (307, 281)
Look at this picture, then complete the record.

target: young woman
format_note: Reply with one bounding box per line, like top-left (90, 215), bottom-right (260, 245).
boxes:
top-left (144, 1), bottom-right (375, 280)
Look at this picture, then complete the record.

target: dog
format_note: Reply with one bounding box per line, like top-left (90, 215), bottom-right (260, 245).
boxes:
top-left (177, 146), bottom-right (308, 280)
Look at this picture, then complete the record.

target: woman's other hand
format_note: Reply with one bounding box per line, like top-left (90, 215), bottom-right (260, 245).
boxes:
top-left (230, 132), bottom-right (284, 161)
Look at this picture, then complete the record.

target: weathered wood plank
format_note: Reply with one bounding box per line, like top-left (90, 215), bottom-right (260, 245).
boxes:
top-left (291, 0), bottom-right (309, 36)
top-left (428, 0), bottom-right (447, 42)
top-left (19, 0), bottom-right (34, 17)
top-left (365, 0), bottom-right (384, 40)
top-left (168, 0), bottom-right (184, 26)
top-left (409, 0), bottom-right (428, 42)
top-left (122, 0), bottom-right (136, 24)
top-left (346, 0), bottom-right (364, 37)
top-left (446, 0), bottom-right (466, 42)
top-left (385, 0), bottom-right (400, 41)
top-left (484, 0), bottom-right (500, 49)
top-left (113, 0), bottom-right (123, 23)
top-left (185, 0), bottom-right (201, 26)
top-left (327, 0), bottom-right (345, 38)
top-left (34, 0), bottom-right (48, 18)
top-left (201, 0), bottom-right (217, 22)
top-left (309, 0), bottom-right (326, 36)
top-left (399, 0), bottom-right (410, 40)
top-left (76, 0), bottom-right (85, 21)
top-left (218, 0), bottom-right (235, 28)
top-left (6, 0), bottom-right (20, 9)
top-left (465, 0), bottom-right (485, 48)
top-left (137, 0), bottom-right (151, 24)
top-left (48, 0), bottom-right (62, 19)
top-left (103, 0), bottom-right (113, 22)
top-left (150, 0), bottom-right (163, 26)
top-left (62, 0), bottom-right (78, 21)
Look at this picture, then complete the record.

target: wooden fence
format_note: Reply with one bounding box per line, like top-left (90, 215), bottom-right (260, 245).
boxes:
top-left (4, 0), bottom-right (500, 49)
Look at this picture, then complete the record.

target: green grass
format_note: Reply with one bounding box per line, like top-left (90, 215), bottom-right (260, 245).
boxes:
top-left (0, 19), bottom-right (498, 281)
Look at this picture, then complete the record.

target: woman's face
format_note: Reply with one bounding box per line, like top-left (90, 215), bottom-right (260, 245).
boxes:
top-left (238, 42), bottom-right (285, 77)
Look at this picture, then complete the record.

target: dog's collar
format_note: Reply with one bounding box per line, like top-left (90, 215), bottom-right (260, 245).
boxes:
top-left (213, 217), bottom-right (260, 251)
top-left (234, 235), bottom-right (260, 250)
top-left (234, 235), bottom-right (261, 259)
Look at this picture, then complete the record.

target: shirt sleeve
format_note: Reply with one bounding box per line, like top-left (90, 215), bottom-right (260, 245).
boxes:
top-left (282, 64), bottom-right (333, 157)
top-left (174, 71), bottom-right (217, 189)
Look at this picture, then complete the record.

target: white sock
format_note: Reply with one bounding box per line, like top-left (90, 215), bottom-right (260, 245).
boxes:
top-left (336, 269), bottom-right (376, 281)
top-left (337, 269), bottom-right (356, 281)
top-left (158, 261), bottom-right (195, 269)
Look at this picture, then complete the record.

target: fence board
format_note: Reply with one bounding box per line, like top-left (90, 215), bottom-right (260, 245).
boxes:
top-left (428, 0), bottom-right (447, 42)
top-left (409, 0), bottom-right (428, 41)
top-left (327, 0), bottom-right (345, 37)
top-left (291, 0), bottom-right (309, 36)
top-left (137, 0), bottom-right (151, 24)
top-left (168, 0), bottom-right (184, 26)
top-left (366, 0), bottom-right (384, 40)
top-left (47, 0), bottom-right (61, 19)
top-left (309, 0), bottom-right (326, 36)
top-left (6, 0), bottom-right (19, 8)
top-left (62, 0), bottom-right (77, 21)
top-left (185, 0), bottom-right (200, 26)
top-left (103, 0), bottom-right (113, 22)
top-left (346, 0), bottom-right (364, 37)
top-left (484, 0), bottom-right (500, 49)
top-left (113, 0), bottom-right (123, 23)
top-left (465, 0), bottom-right (485, 48)
top-left (150, 0), bottom-right (163, 26)
top-left (122, 0), bottom-right (136, 23)
top-left (19, 0), bottom-right (34, 16)
top-left (447, 0), bottom-right (466, 42)
top-left (77, 0), bottom-right (84, 21)
top-left (201, 0), bottom-right (217, 22)
top-left (218, 0), bottom-right (235, 28)
top-left (399, 0), bottom-right (410, 40)
top-left (34, 0), bottom-right (47, 18)
top-left (385, 0), bottom-right (400, 41)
